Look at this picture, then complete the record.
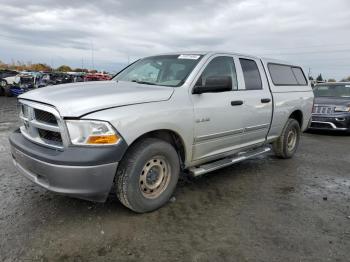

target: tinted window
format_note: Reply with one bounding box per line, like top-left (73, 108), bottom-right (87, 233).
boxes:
top-left (198, 56), bottom-right (238, 90)
top-left (268, 64), bottom-right (307, 86)
top-left (268, 64), bottom-right (297, 85)
top-left (239, 59), bottom-right (262, 90)
top-left (292, 67), bottom-right (307, 85)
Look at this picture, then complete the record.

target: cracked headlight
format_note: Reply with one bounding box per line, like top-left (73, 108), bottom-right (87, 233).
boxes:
top-left (66, 120), bottom-right (120, 145)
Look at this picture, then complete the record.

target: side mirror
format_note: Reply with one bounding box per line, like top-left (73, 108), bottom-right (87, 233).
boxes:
top-left (193, 76), bottom-right (232, 94)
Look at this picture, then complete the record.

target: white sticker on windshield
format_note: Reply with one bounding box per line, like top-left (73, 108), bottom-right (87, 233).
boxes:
top-left (178, 54), bottom-right (200, 60)
top-left (345, 85), bottom-right (350, 87)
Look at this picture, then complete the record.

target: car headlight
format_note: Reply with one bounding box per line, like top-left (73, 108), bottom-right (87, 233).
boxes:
top-left (65, 120), bottom-right (120, 145)
top-left (334, 106), bottom-right (350, 112)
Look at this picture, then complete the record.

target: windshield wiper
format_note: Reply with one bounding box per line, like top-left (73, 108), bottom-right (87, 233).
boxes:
top-left (131, 80), bottom-right (157, 85)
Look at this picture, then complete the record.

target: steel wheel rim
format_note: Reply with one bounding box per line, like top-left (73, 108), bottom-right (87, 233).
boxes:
top-left (139, 156), bottom-right (171, 199)
top-left (287, 128), bottom-right (297, 151)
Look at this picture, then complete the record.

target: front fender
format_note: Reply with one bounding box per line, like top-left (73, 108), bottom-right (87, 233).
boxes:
top-left (83, 96), bottom-right (194, 164)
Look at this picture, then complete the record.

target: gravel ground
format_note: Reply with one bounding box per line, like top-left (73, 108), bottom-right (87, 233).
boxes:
top-left (0, 97), bottom-right (350, 262)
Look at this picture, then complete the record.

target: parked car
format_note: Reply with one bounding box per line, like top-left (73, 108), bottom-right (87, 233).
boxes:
top-left (84, 73), bottom-right (111, 81)
top-left (309, 82), bottom-right (350, 132)
top-left (0, 69), bottom-right (18, 79)
top-left (9, 52), bottom-right (313, 213)
top-left (0, 70), bottom-right (20, 96)
top-left (7, 73), bottom-right (38, 96)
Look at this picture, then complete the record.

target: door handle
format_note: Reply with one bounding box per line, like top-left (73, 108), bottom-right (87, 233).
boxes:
top-left (231, 100), bottom-right (244, 106)
top-left (261, 98), bottom-right (271, 103)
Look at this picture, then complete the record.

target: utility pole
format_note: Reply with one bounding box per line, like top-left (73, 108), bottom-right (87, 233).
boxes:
top-left (308, 67), bottom-right (311, 79)
top-left (91, 41), bottom-right (95, 70)
top-left (51, 57), bottom-right (54, 72)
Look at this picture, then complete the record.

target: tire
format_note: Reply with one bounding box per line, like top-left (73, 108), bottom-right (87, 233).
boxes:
top-left (116, 138), bottom-right (180, 213)
top-left (0, 80), bottom-right (7, 96)
top-left (3, 82), bottom-right (12, 97)
top-left (272, 118), bottom-right (301, 159)
top-left (4, 88), bottom-right (12, 97)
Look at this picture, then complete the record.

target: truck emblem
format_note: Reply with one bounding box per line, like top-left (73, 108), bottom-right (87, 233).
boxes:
top-left (196, 117), bottom-right (210, 123)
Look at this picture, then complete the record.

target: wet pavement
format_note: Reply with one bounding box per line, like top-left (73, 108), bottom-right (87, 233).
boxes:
top-left (1, 97), bottom-right (350, 261)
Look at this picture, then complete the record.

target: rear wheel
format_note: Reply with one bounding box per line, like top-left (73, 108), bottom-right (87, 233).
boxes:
top-left (116, 138), bottom-right (180, 213)
top-left (272, 118), bottom-right (301, 159)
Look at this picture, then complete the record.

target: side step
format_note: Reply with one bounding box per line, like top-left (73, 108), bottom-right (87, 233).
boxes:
top-left (189, 146), bottom-right (271, 177)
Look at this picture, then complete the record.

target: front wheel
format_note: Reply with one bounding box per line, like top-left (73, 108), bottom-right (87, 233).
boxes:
top-left (116, 138), bottom-right (180, 213)
top-left (272, 118), bottom-right (301, 159)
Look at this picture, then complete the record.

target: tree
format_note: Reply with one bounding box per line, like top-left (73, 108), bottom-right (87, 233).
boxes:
top-left (56, 65), bottom-right (72, 72)
top-left (327, 78), bottom-right (336, 82)
top-left (74, 68), bottom-right (89, 73)
top-left (340, 76), bottom-right (350, 82)
top-left (316, 74), bottom-right (323, 82)
top-left (30, 63), bottom-right (52, 72)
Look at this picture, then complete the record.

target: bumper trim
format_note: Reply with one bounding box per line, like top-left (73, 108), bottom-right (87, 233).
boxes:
top-left (310, 121), bottom-right (348, 131)
top-left (11, 146), bottom-right (118, 202)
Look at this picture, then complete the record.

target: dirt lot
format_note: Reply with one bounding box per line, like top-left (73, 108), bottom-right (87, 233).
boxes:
top-left (0, 97), bottom-right (350, 262)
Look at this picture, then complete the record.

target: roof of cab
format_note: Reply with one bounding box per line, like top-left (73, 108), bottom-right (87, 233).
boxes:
top-left (152, 51), bottom-right (294, 65)
top-left (154, 51), bottom-right (260, 59)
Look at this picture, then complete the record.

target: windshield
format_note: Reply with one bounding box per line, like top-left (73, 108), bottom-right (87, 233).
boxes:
top-left (113, 54), bottom-right (203, 87)
top-left (314, 84), bottom-right (350, 98)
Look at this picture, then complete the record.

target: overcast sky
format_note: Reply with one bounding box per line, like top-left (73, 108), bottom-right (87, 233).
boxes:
top-left (1, 0), bottom-right (350, 79)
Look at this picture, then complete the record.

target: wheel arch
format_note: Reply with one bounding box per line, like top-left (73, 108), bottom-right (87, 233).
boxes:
top-left (123, 129), bottom-right (187, 168)
top-left (289, 109), bottom-right (303, 128)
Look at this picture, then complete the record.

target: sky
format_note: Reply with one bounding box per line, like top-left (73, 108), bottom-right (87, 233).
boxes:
top-left (0, 0), bottom-right (350, 80)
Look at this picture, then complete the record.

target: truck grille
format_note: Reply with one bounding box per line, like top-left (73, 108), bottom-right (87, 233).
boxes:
top-left (19, 101), bottom-right (65, 149)
top-left (38, 129), bottom-right (63, 143)
top-left (34, 109), bottom-right (58, 125)
top-left (313, 105), bottom-right (334, 115)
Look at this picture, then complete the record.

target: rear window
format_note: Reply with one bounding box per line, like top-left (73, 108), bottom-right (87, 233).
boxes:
top-left (268, 63), bottom-right (307, 86)
top-left (239, 58), bottom-right (262, 90)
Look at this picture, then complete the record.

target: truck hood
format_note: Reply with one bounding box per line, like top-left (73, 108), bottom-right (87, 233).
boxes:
top-left (19, 81), bottom-right (174, 117)
top-left (314, 96), bottom-right (350, 106)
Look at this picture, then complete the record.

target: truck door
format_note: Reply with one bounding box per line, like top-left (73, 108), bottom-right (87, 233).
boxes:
top-left (191, 55), bottom-right (248, 161)
top-left (236, 57), bottom-right (273, 147)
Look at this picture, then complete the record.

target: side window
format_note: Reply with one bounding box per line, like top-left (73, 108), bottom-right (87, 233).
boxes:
top-left (197, 56), bottom-right (238, 90)
top-left (292, 67), bottom-right (307, 85)
top-left (239, 58), bottom-right (262, 90)
top-left (268, 63), bottom-right (307, 86)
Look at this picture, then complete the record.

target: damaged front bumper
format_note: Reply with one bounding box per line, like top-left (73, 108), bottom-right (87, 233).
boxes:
top-left (9, 129), bottom-right (128, 202)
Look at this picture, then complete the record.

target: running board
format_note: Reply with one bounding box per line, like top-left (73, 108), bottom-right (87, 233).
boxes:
top-left (189, 147), bottom-right (271, 177)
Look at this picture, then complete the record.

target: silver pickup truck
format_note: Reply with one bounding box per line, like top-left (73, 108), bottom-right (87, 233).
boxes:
top-left (9, 52), bottom-right (314, 213)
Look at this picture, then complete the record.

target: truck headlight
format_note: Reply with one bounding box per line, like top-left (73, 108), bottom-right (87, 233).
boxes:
top-left (65, 120), bottom-right (120, 145)
top-left (334, 106), bottom-right (350, 112)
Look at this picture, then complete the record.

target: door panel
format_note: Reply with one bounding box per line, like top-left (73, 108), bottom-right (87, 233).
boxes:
top-left (237, 57), bottom-right (273, 146)
top-left (192, 92), bottom-right (248, 160)
top-left (191, 55), bottom-right (246, 161)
